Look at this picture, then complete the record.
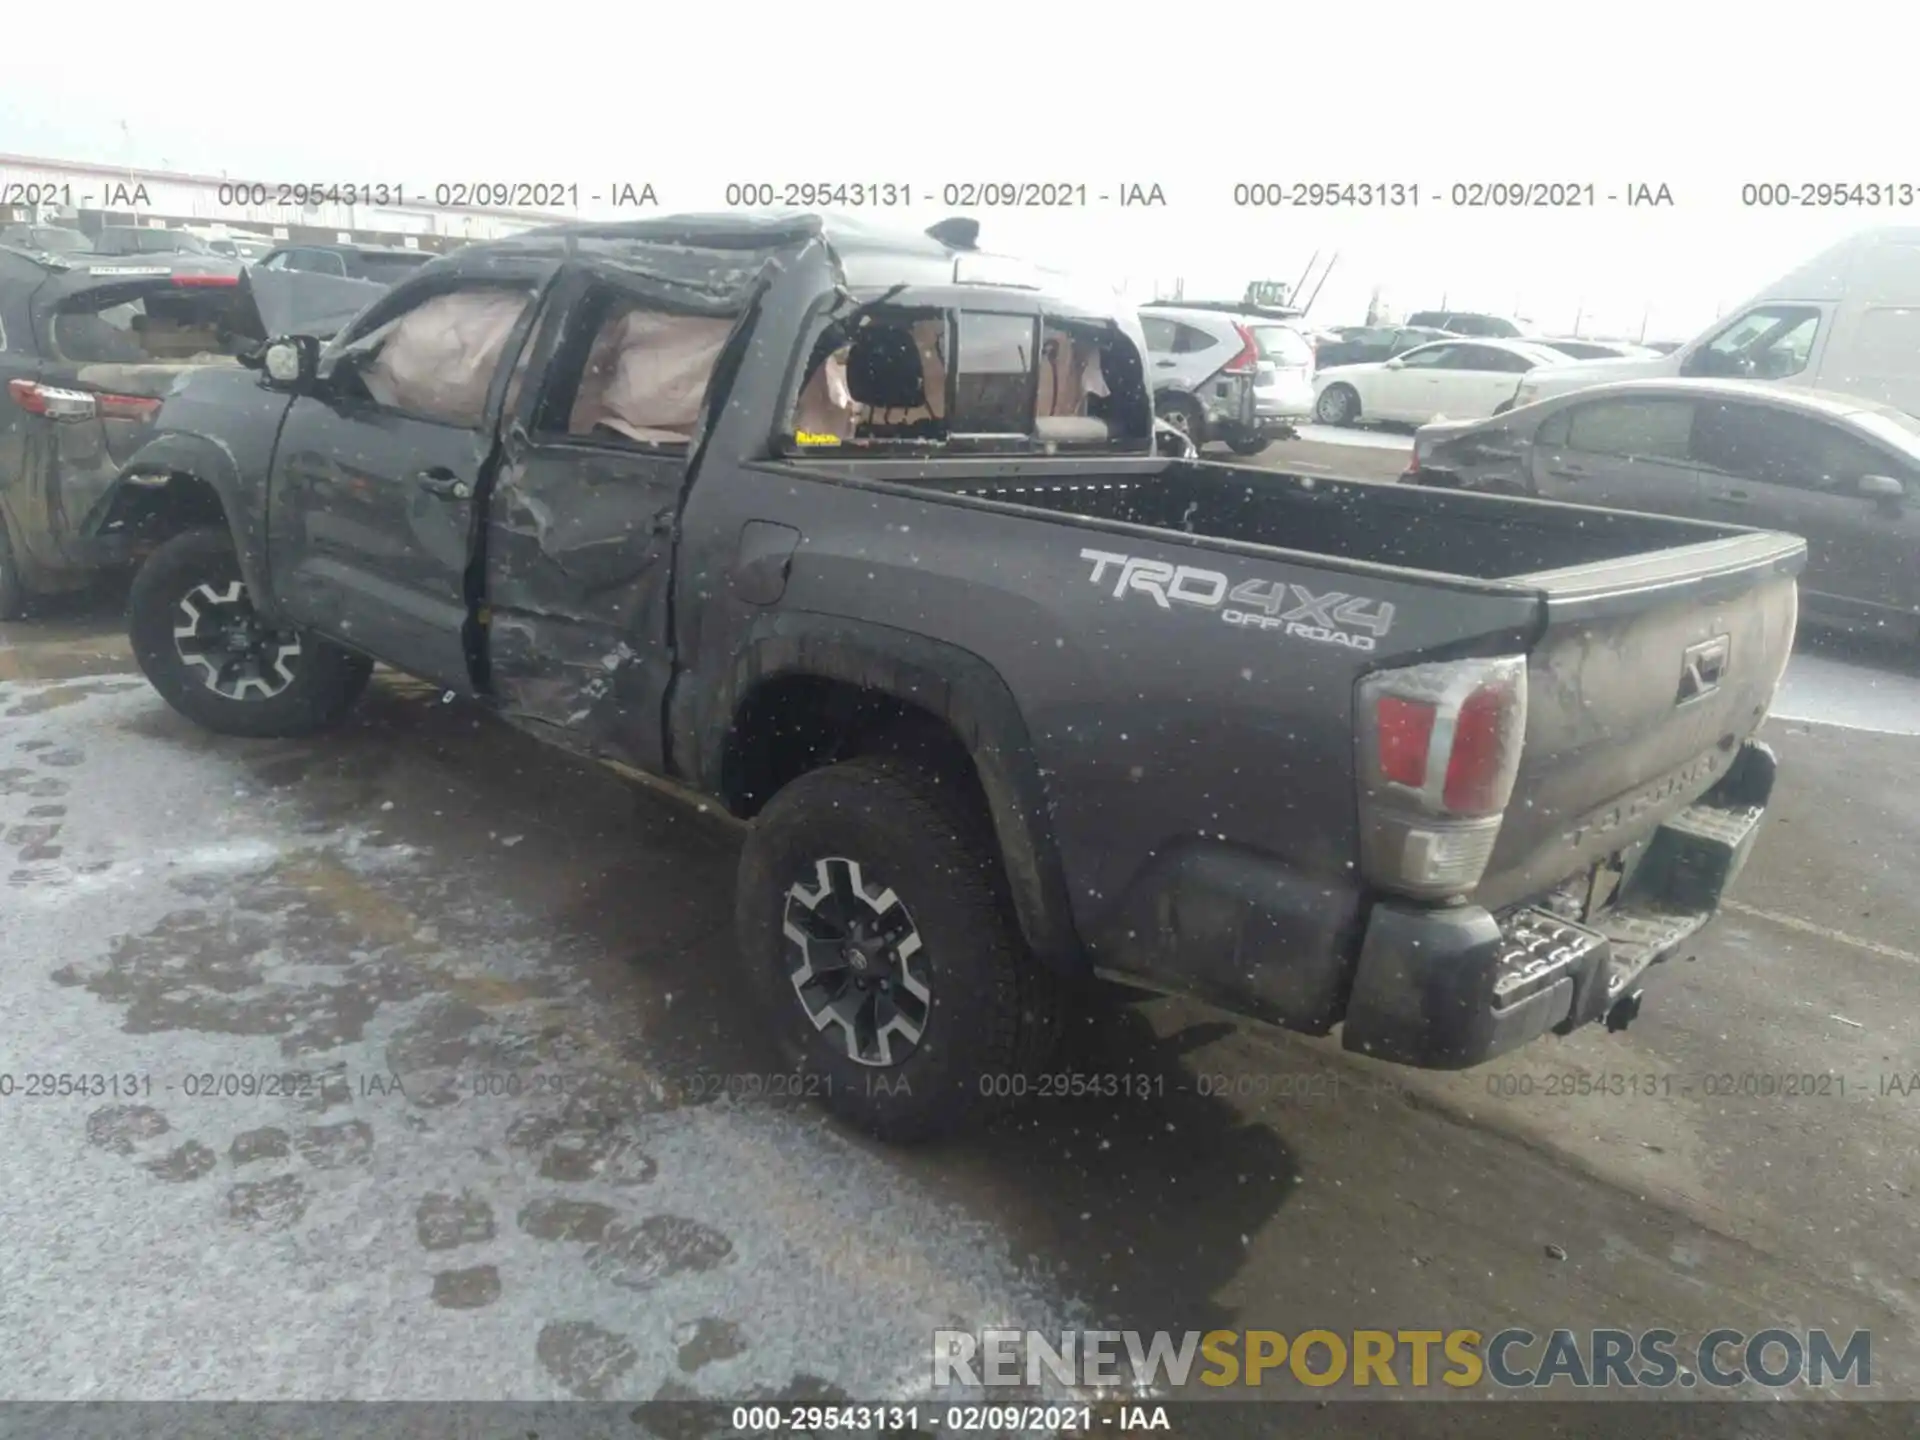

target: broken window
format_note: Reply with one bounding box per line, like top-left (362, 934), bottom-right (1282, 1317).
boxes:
top-left (353, 285), bottom-right (534, 428)
top-left (952, 313), bottom-right (1036, 434)
top-left (787, 305), bottom-right (1144, 452)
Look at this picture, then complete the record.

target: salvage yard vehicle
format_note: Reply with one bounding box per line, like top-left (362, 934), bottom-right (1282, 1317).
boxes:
top-left (1314, 336), bottom-right (1568, 427)
top-left (1408, 377), bottom-right (1920, 641)
top-left (256, 242), bottom-right (437, 284)
top-left (0, 248), bottom-right (252, 616)
top-left (92, 226), bottom-right (218, 258)
top-left (1509, 226), bottom-right (1920, 414)
top-left (1527, 338), bottom-right (1660, 361)
top-left (1405, 309), bottom-right (1526, 339)
top-left (0, 247), bottom-right (383, 617)
top-left (1314, 323), bottom-right (1453, 370)
top-left (0, 224), bottom-right (94, 257)
top-left (1141, 304), bottom-right (1303, 454)
top-left (107, 213), bottom-right (1803, 1143)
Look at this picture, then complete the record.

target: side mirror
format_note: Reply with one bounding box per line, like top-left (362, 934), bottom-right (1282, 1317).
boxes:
top-left (1859, 473), bottom-right (1906, 504)
top-left (261, 335), bottom-right (319, 391)
top-left (1384, 356), bottom-right (1405, 369)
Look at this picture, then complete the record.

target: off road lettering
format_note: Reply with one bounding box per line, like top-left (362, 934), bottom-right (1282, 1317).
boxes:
top-left (1082, 549), bottom-right (1395, 648)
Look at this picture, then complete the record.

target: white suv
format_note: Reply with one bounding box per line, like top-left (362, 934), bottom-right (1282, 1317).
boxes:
top-left (1140, 304), bottom-right (1314, 456)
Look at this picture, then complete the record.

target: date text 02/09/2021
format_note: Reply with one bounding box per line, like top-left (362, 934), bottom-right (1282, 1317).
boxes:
top-left (1229, 180), bottom-right (1676, 208)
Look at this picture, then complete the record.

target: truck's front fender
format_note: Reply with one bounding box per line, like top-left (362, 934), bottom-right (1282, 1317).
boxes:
top-left (96, 432), bottom-right (278, 619)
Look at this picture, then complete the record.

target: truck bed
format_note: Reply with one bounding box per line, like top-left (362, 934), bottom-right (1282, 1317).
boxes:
top-left (944, 459), bottom-right (1755, 581)
top-left (769, 451), bottom-right (1803, 922)
top-left (793, 455), bottom-right (1762, 583)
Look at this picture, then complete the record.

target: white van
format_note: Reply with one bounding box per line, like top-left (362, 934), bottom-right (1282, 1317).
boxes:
top-left (1508, 226), bottom-right (1920, 415)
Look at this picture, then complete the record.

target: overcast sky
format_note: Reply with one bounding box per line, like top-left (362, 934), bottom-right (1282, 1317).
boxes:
top-left (1, 1), bottom-right (1904, 338)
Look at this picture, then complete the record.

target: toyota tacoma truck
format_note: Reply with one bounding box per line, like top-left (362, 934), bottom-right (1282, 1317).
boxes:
top-left (103, 213), bottom-right (1804, 1142)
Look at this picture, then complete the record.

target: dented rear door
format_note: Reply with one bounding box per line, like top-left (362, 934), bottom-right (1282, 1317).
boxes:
top-left (485, 429), bottom-right (686, 769)
top-left (481, 249), bottom-right (782, 769)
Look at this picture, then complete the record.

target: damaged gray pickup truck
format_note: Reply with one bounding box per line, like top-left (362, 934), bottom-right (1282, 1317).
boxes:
top-left (104, 213), bottom-right (1805, 1142)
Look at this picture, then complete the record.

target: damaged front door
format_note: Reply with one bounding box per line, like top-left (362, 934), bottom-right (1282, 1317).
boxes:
top-left (483, 273), bottom-right (739, 768)
top-left (267, 271), bottom-right (548, 693)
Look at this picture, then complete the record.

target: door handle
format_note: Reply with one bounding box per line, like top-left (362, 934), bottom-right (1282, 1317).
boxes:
top-left (1547, 465), bottom-right (1586, 480)
top-left (414, 468), bottom-right (471, 500)
top-left (1717, 488), bottom-right (1751, 504)
top-left (1155, 359), bottom-right (1177, 368)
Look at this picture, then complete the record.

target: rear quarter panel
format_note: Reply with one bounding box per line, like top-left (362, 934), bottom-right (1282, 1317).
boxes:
top-left (678, 462), bottom-right (1541, 940)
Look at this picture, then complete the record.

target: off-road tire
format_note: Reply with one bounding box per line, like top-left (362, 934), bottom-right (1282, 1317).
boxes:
top-left (736, 755), bottom-right (1067, 1144)
top-left (0, 512), bottom-right (25, 621)
top-left (128, 528), bottom-right (373, 738)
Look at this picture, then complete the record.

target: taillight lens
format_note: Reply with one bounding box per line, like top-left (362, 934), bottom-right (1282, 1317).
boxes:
top-left (9, 379), bottom-right (95, 419)
top-left (1376, 695), bottom-right (1435, 787)
top-left (7, 379), bottom-right (159, 424)
top-left (1357, 656), bottom-right (1529, 900)
top-left (97, 392), bottom-right (163, 423)
top-left (1221, 323), bottom-right (1261, 373)
top-left (171, 273), bottom-right (240, 287)
top-left (1444, 684), bottom-right (1513, 812)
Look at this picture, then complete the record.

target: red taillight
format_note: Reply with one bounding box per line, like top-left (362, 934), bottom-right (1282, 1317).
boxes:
top-left (1443, 685), bottom-right (1513, 813)
top-left (1357, 656), bottom-right (1529, 900)
top-left (8, 377), bottom-right (51, 414)
top-left (97, 392), bottom-right (163, 423)
top-left (1222, 323), bottom-right (1261, 373)
top-left (8, 378), bottom-right (92, 418)
top-left (1376, 695), bottom-right (1436, 788)
top-left (171, 273), bottom-right (240, 287)
top-left (7, 378), bottom-right (159, 424)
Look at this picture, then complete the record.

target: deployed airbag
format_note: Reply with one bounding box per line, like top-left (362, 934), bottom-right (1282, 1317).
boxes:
top-left (569, 308), bottom-right (735, 443)
top-left (361, 288), bottom-right (531, 426)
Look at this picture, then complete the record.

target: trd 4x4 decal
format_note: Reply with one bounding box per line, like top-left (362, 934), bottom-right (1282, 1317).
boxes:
top-left (1079, 548), bottom-right (1395, 652)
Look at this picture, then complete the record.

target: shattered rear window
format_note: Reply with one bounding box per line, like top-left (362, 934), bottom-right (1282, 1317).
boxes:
top-left (50, 284), bottom-right (252, 365)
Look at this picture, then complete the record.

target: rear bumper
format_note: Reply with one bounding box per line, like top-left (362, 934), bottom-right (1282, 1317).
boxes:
top-left (1200, 376), bottom-right (1258, 431)
top-left (1341, 738), bottom-right (1777, 1068)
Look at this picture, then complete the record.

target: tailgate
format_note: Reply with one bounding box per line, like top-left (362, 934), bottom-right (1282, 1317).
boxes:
top-left (1473, 530), bottom-right (1805, 911)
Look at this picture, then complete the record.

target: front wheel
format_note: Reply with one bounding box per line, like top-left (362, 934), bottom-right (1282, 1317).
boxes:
top-left (129, 528), bottom-right (373, 738)
top-left (735, 756), bottom-right (1066, 1144)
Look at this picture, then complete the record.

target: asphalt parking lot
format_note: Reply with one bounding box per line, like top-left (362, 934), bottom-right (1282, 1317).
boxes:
top-left (2, 441), bottom-right (1917, 1428)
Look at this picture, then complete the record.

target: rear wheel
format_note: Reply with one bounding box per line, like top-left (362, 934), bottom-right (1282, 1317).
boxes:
top-left (735, 756), bottom-right (1067, 1144)
top-left (1227, 434), bottom-right (1272, 456)
top-left (129, 528), bottom-right (373, 738)
top-left (0, 513), bottom-right (24, 621)
top-left (1157, 392), bottom-right (1208, 447)
top-left (1315, 384), bottom-right (1360, 426)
